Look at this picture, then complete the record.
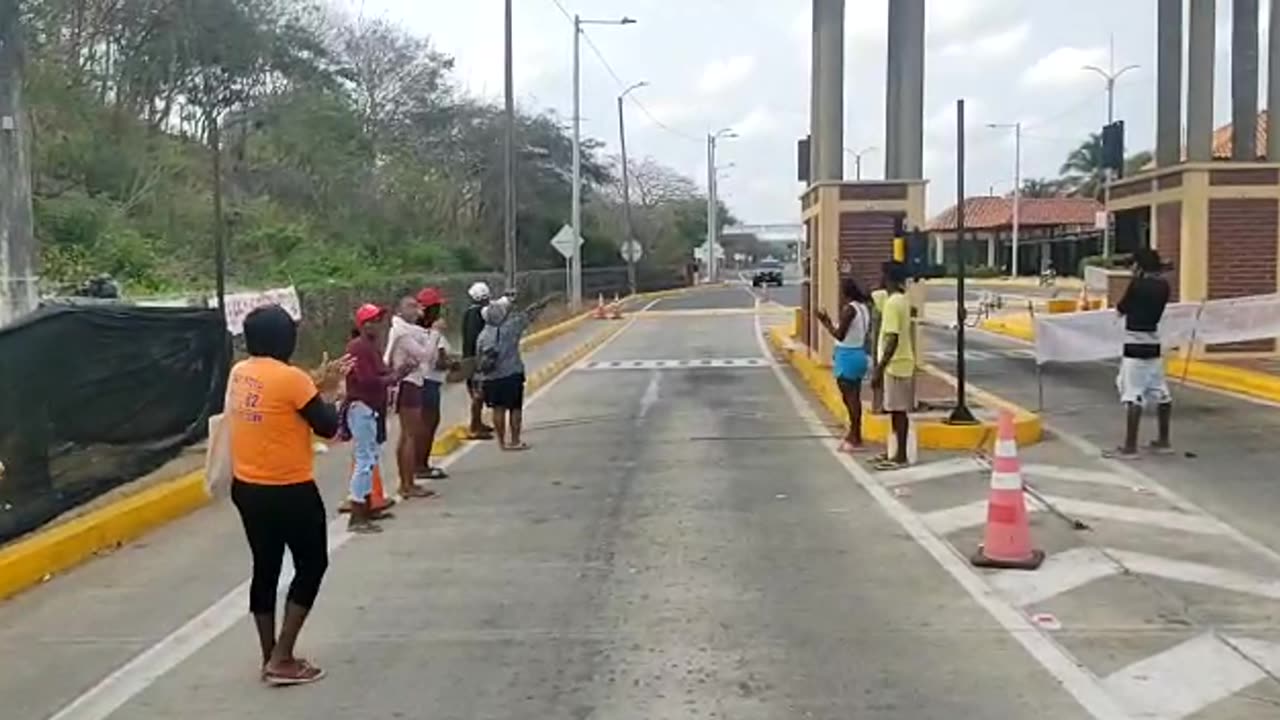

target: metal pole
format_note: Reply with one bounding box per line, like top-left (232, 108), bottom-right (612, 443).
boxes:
top-left (706, 134), bottom-right (714, 283)
top-left (570, 15), bottom-right (582, 309)
top-left (1012, 122), bottom-right (1021, 278)
top-left (0, 0), bottom-right (37, 325)
top-left (210, 115), bottom-right (227, 321)
top-left (949, 98), bottom-right (976, 425)
top-left (618, 95), bottom-right (636, 294)
top-left (1103, 168), bottom-right (1114, 258)
top-left (503, 0), bottom-right (517, 290)
top-left (709, 135), bottom-right (719, 283)
top-left (855, 154), bottom-right (862, 180)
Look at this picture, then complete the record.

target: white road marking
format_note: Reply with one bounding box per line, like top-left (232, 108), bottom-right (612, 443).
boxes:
top-left (1102, 633), bottom-right (1273, 719)
top-left (580, 357), bottom-right (769, 371)
top-left (989, 547), bottom-right (1121, 607)
top-left (638, 371), bottom-right (661, 419)
top-left (46, 303), bottom-right (658, 720)
top-left (877, 457), bottom-right (986, 487)
top-left (754, 310), bottom-right (1132, 720)
top-left (922, 495), bottom-right (1229, 537)
top-left (1021, 463), bottom-right (1138, 490)
top-left (1111, 550), bottom-right (1280, 601)
top-left (1049, 423), bottom-right (1280, 568)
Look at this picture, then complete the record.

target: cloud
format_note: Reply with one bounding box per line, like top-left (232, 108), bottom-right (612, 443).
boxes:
top-left (733, 107), bottom-right (779, 137)
top-left (699, 55), bottom-right (757, 94)
top-left (939, 23), bottom-right (1030, 60)
top-left (1021, 46), bottom-right (1106, 88)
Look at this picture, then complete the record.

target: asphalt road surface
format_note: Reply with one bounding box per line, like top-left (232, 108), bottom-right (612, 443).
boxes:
top-left (4, 285), bottom-right (1099, 720)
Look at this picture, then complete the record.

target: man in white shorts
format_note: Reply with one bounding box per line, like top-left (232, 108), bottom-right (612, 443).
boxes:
top-left (1110, 248), bottom-right (1173, 459)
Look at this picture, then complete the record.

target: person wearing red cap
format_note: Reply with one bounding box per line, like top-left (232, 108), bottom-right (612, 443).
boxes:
top-left (415, 287), bottom-right (454, 481)
top-left (345, 303), bottom-right (408, 533)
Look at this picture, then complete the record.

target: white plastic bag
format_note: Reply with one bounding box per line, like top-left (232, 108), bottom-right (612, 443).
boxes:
top-left (204, 380), bottom-right (234, 497)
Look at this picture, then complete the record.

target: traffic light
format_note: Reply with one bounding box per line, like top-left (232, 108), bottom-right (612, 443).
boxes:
top-left (797, 136), bottom-right (811, 183)
top-left (1102, 121), bottom-right (1125, 176)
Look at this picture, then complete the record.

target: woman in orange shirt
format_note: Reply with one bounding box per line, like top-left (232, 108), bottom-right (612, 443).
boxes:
top-left (228, 305), bottom-right (349, 686)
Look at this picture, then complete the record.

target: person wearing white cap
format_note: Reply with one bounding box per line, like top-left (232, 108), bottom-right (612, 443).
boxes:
top-left (460, 282), bottom-right (494, 439)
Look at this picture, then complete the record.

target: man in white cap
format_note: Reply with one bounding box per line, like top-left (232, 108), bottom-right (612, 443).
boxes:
top-left (461, 282), bottom-right (494, 439)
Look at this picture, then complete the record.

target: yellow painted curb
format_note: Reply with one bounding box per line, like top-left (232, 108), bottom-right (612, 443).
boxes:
top-left (0, 471), bottom-right (211, 602)
top-left (979, 314), bottom-right (1036, 341)
top-left (766, 327), bottom-right (1042, 450)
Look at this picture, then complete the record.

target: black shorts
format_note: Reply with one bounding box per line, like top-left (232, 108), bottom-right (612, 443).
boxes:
top-left (483, 374), bottom-right (525, 410)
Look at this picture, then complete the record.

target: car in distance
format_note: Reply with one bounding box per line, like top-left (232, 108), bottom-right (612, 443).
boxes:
top-left (752, 259), bottom-right (784, 288)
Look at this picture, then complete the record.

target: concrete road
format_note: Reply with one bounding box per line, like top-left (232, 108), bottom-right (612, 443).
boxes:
top-left (2, 290), bottom-right (1102, 720)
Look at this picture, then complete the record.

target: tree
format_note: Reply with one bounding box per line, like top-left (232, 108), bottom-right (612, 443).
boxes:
top-left (1059, 133), bottom-right (1154, 199)
top-left (1017, 178), bottom-right (1064, 198)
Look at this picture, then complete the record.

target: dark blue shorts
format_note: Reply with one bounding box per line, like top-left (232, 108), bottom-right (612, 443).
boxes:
top-left (421, 379), bottom-right (442, 411)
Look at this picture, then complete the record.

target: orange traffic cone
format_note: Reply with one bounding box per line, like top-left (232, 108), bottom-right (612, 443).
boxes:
top-left (971, 410), bottom-right (1043, 570)
top-left (608, 293), bottom-right (623, 319)
top-left (338, 461), bottom-right (397, 514)
top-left (593, 294), bottom-right (607, 319)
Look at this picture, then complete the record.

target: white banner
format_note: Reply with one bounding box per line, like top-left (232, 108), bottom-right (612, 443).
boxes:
top-left (215, 286), bottom-right (303, 335)
top-left (1034, 302), bottom-right (1200, 364)
top-left (1194, 293), bottom-right (1280, 345)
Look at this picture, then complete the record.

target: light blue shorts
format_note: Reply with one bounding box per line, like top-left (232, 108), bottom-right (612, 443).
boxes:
top-left (833, 345), bottom-right (869, 383)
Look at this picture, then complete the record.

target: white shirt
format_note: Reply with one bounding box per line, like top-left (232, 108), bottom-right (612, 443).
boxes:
top-left (836, 302), bottom-right (869, 349)
top-left (385, 316), bottom-right (434, 386)
top-left (420, 328), bottom-right (452, 383)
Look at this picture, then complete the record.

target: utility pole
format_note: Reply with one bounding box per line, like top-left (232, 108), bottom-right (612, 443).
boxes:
top-left (706, 134), bottom-right (716, 283)
top-left (570, 15), bottom-right (636, 310)
top-left (987, 121), bottom-right (1022, 277)
top-left (0, 0), bottom-right (37, 325)
top-left (503, 0), bottom-right (517, 290)
top-left (571, 15), bottom-right (582, 309)
top-left (618, 82), bottom-right (646, 295)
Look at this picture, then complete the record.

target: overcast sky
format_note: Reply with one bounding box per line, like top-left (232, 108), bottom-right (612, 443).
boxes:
top-left (356, 0), bottom-right (1264, 227)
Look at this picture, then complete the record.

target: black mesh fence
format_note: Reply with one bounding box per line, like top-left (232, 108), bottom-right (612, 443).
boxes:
top-left (0, 303), bottom-right (229, 544)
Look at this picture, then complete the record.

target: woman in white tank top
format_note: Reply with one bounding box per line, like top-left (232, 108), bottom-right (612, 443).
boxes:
top-left (816, 277), bottom-right (873, 452)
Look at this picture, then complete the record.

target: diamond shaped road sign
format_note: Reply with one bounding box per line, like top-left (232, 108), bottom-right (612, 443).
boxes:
top-left (550, 224), bottom-right (583, 259)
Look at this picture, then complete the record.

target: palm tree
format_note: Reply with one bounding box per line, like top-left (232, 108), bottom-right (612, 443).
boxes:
top-left (1058, 134), bottom-right (1154, 199)
top-left (1018, 178), bottom-right (1065, 198)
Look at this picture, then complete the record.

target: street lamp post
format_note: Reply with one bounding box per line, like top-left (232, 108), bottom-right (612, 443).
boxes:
top-left (706, 128), bottom-right (735, 283)
top-left (503, 0), bottom-right (516, 290)
top-left (571, 14), bottom-right (636, 310)
top-left (1084, 35), bottom-right (1138, 261)
top-left (987, 122), bottom-right (1022, 277)
top-left (618, 81), bottom-right (647, 295)
top-left (845, 145), bottom-right (877, 181)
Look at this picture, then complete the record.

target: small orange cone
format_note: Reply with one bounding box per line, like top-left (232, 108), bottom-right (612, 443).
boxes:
top-left (972, 410), bottom-right (1043, 570)
top-left (593, 294), bottom-right (607, 319)
top-left (339, 460), bottom-right (396, 514)
top-left (608, 293), bottom-right (623, 319)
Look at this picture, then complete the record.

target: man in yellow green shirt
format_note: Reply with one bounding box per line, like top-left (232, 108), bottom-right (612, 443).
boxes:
top-left (871, 262), bottom-right (915, 469)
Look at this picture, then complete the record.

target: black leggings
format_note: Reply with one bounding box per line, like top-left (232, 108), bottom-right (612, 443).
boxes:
top-left (231, 480), bottom-right (329, 615)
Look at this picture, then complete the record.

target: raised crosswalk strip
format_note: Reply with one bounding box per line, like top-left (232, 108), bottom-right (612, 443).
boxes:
top-left (579, 357), bottom-right (770, 371)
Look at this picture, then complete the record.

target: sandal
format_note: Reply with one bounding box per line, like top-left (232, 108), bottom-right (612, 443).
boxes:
top-left (416, 467), bottom-right (449, 481)
top-left (466, 429), bottom-right (494, 440)
top-left (1102, 447), bottom-right (1140, 460)
top-left (502, 442), bottom-right (531, 452)
top-left (874, 458), bottom-right (909, 471)
top-left (401, 485), bottom-right (439, 499)
top-left (264, 658), bottom-right (326, 686)
top-left (1147, 442), bottom-right (1175, 456)
top-left (347, 520), bottom-right (383, 535)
